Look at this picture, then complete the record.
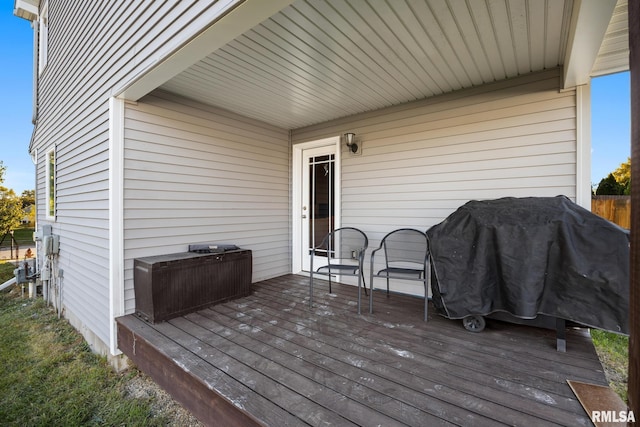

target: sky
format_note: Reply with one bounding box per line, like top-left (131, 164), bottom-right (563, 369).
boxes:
top-left (1, 2), bottom-right (35, 195)
top-left (591, 71), bottom-right (631, 186)
top-left (0, 3), bottom-right (632, 195)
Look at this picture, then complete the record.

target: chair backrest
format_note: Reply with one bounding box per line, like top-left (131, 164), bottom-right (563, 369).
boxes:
top-left (319, 227), bottom-right (368, 263)
top-left (382, 228), bottom-right (428, 266)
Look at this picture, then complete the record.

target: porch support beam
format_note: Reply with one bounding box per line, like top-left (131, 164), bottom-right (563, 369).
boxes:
top-left (117, 0), bottom-right (295, 102)
top-left (628, 0), bottom-right (639, 416)
top-left (562, 0), bottom-right (617, 89)
top-left (575, 83), bottom-right (591, 209)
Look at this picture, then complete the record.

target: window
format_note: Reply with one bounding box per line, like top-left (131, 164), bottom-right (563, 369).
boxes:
top-left (38, 1), bottom-right (48, 74)
top-left (46, 147), bottom-right (55, 220)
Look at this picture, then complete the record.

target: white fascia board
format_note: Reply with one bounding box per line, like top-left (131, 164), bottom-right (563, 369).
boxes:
top-left (117, 0), bottom-right (295, 101)
top-left (563, 0), bottom-right (618, 89)
top-left (14, 0), bottom-right (39, 21)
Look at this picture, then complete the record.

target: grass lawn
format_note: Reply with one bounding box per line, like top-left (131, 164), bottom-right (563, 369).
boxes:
top-left (0, 263), bottom-right (171, 426)
top-left (591, 328), bottom-right (629, 402)
top-left (4, 227), bottom-right (35, 246)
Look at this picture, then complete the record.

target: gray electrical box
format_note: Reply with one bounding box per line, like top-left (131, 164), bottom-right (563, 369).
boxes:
top-left (13, 267), bottom-right (27, 284)
top-left (43, 234), bottom-right (60, 255)
top-left (34, 224), bottom-right (52, 242)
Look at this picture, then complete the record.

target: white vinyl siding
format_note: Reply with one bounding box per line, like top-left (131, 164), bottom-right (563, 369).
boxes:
top-left (30, 0), bottom-right (240, 352)
top-left (122, 91), bottom-right (290, 314)
top-left (292, 68), bottom-right (576, 295)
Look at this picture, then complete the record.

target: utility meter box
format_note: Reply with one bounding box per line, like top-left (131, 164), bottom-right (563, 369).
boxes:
top-left (13, 267), bottom-right (27, 284)
top-left (43, 234), bottom-right (60, 255)
top-left (34, 225), bottom-right (52, 242)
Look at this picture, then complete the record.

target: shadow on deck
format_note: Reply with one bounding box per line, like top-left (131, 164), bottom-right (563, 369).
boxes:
top-left (116, 274), bottom-right (607, 426)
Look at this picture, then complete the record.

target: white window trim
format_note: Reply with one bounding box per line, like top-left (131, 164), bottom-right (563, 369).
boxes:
top-left (45, 146), bottom-right (55, 221)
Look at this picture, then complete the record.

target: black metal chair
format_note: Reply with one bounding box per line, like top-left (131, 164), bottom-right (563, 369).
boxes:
top-left (309, 227), bottom-right (369, 314)
top-left (369, 228), bottom-right (430, 321)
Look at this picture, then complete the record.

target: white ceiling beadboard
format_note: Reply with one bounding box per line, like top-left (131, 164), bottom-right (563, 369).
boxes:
top-left (159, 0), bottom-right (623, 130)
top-left (591, 0), bottom-right (629, 77)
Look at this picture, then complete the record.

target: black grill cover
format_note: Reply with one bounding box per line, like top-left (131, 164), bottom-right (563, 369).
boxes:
top-left (427, 196), bottom-right (629, 334)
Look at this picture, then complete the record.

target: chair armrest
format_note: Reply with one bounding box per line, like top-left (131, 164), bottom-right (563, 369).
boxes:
top-left (369, 244), bottom-right (383, 263)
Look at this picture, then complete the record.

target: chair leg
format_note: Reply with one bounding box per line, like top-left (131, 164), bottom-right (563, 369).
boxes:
top-left (309, 271), bottom-right (314, 308)
top-left (424, 282), bottom-right (428, 322)
top-left (309, 252), bottom-right (314, 308)
top-left (361, 270), bottom-right (368, 296)
top-left (369, 269), bottom-right (374, 314)
top-left (357, 269), bottom-right (362, 315)
top-left (424, 260), bottom-right (430, 322)
top-left (386, 276), bottom-right (390, 296)
top-left (328, 273), bottom-right (332, 294)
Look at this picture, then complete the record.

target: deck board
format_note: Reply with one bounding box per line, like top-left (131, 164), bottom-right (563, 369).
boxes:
top-left (216, 293), bottom-right (587, 421)
top-left (117, 274), bottom-right (608, 426)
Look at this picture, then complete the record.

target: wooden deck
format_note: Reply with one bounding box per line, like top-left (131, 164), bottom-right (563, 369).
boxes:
top-left (116, 274), bottom-right (607, 426)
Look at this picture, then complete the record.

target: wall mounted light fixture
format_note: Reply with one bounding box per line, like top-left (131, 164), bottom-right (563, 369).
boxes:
top-left (344, 132), bottom-right (358, 153)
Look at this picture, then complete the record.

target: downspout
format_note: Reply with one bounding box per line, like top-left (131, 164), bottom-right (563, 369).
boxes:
top-left (31, 19), bottom-right (38, 124)
top-left (30, 19), bottom-right (42, 300)
top-left (30, 147), bottom-right (40, 301)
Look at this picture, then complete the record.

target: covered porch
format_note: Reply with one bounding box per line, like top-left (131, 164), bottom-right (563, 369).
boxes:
top-left (117, 275), bottom-right (607, 426)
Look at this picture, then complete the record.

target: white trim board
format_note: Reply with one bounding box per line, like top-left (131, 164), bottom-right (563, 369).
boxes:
top-left (292, 136), bottom-right (341, 273)
top-left (108, 97), bottom-right (125, 356)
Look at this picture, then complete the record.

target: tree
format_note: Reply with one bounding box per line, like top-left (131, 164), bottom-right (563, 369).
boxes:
top-left (596, 173), bottom-right (625, 195)
top-left (0, 188), bottom-right (22, 234)
top-left (612, 157), bottom-right (631, 195)
top-left (20, 189), bottom-right (35, 208)
top-left (595, 158), bottom-right (632, 195)
top-left (0, 161), bottom-right (24, 234)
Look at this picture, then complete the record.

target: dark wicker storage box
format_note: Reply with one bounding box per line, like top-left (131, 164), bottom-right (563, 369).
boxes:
top-left (133, 249), bottom-right (252, 323)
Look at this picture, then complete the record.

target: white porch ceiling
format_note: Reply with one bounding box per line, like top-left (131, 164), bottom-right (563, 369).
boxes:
top-left (159, 0), bottom-right (627, 130)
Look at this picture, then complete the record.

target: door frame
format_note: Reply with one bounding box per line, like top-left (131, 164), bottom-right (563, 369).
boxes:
top-left (292, 136), bottom-right (342, 274)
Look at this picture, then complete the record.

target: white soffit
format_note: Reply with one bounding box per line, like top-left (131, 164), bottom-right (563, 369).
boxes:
top-left (159, 0), bottom-right (622, 130)
top-left (591, 0), bottom-right (629, 77)
top-left (14, 0), bottom-right (39, 21)
top-left (118, 0), bottom-right (296, 101)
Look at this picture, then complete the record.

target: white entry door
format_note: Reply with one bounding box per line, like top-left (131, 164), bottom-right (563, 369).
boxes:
top-left (293, 138), bottom-right (341, 273)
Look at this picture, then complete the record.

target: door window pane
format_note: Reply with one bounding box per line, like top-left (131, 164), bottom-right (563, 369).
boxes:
top-left (308, 154), bottom-right (334, 257)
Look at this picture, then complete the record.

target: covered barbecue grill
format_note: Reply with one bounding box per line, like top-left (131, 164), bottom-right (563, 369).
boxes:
top-left (426, 196), bottom-right (629, 335)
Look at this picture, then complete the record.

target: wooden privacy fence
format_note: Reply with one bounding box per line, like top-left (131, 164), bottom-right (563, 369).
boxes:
top-left (591, 195), bottom-right (631, 229)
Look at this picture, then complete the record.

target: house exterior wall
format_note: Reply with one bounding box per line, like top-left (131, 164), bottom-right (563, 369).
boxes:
top-left (122, 91), bottom-right (290, 314)
top-left (292, 68), bottom-right (577, 295)
top-left (25, 0), bottom-right (583, 355)
top-left (29, 0), bottom-right (234, 354)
